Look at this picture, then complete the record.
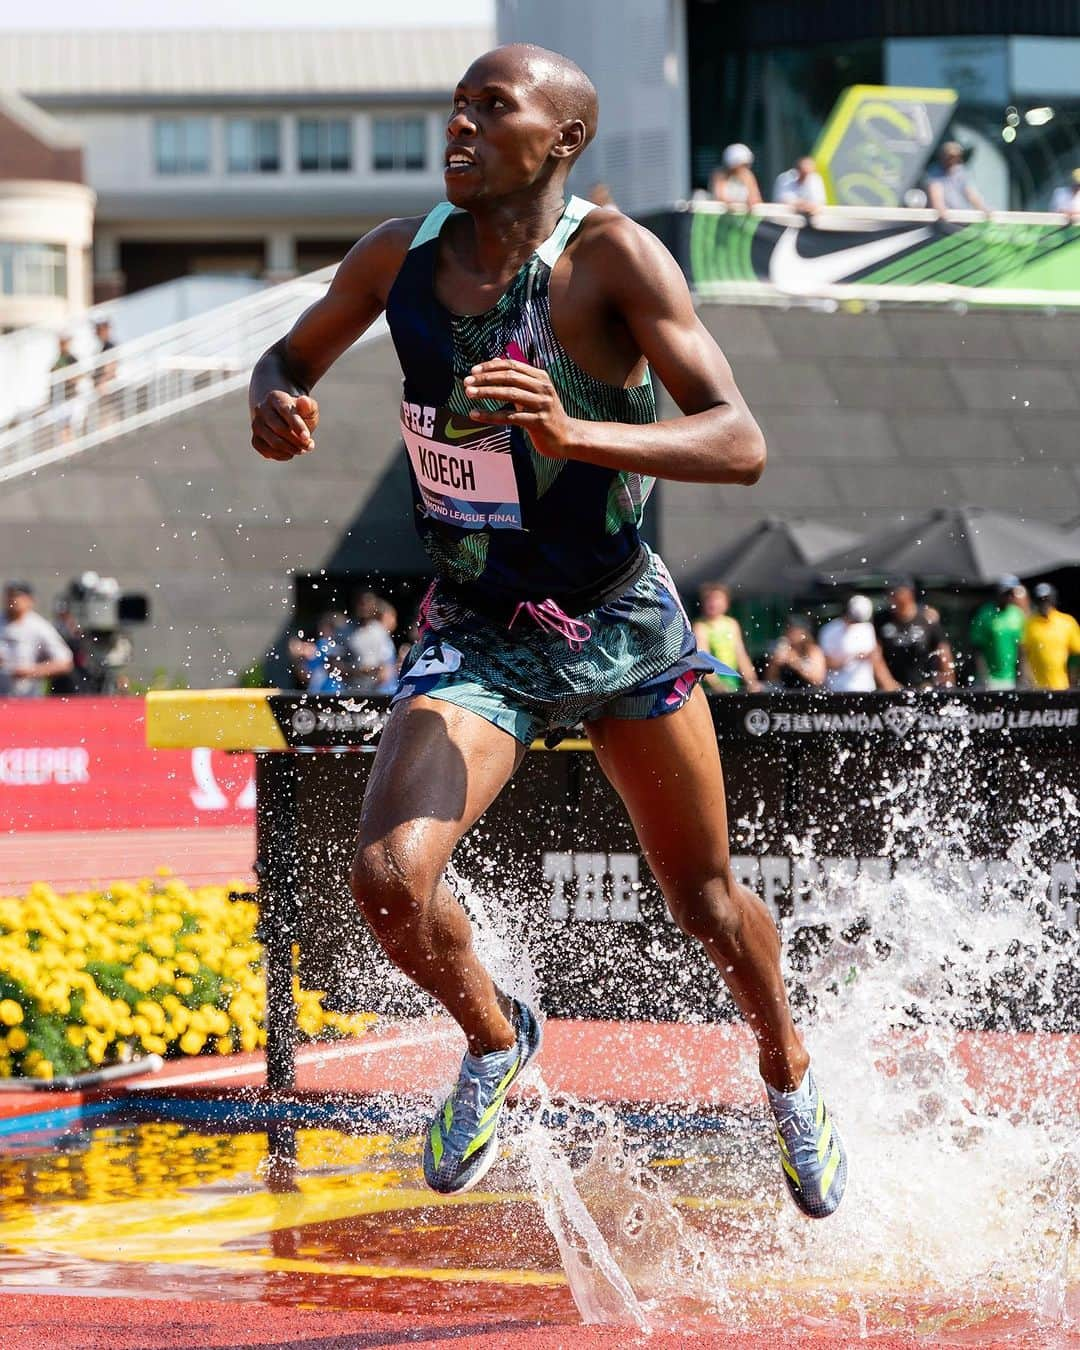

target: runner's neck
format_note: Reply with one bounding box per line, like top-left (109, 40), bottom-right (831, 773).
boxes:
top-left (454, 188), bottom-right (570, 281)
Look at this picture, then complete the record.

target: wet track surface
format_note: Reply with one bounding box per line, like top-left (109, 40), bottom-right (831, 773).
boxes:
top-left (0, 1110), bottom-right (1074, 1345)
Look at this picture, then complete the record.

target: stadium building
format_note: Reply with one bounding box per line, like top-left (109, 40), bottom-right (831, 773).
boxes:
top-left (0, 12), bottom-right (1078, 689)
top-left (0, 27), bottom-right (488, 300)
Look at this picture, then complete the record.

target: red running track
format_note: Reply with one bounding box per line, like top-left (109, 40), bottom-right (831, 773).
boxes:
top-left (0, 1295), bottom-right (1059, 1350)
top-left (0, 826), bottom-right (255, 893)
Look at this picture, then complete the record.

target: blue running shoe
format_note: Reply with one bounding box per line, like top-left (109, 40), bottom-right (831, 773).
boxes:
top-left (423, 998), bottom-right (542, 1195)
top-left (768, 1069), bottom-right (848, 1219)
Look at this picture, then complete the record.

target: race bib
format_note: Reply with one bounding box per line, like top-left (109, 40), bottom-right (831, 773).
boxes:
top-left (401, 402), bottom-right (522, 531)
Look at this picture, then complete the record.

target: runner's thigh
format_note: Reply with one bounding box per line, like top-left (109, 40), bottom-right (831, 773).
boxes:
top-left (586, 685), bottom-right (730, 892)
top-left (357, 695), bottom-right (525, 870)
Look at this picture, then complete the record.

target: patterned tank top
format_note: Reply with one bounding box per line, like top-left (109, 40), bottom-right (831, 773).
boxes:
top-left (385, 196), bottom-right (657, 609)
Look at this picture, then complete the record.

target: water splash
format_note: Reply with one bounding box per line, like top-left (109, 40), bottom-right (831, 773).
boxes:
top-left (448, 860), bottom-right (648, 1325)
top-left (451, 715), bottom-right (1078, 1336)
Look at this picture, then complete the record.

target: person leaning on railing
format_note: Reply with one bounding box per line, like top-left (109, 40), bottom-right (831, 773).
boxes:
top-left (925, 141), bottom-right (988, 217)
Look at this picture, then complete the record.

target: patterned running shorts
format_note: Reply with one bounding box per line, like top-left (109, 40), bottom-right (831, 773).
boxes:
top-left (392, 549), bottom-right (732, 745)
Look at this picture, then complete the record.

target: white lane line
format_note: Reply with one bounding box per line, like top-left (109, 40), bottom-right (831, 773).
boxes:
top-left (124, 1025), bottom-right (456, 1092)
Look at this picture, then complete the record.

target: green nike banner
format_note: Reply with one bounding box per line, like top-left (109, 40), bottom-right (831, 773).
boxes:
top-left (685, 211), bottom-right (1080, 303)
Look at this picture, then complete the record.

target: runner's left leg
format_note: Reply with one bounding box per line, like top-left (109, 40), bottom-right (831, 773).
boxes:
top-left (586, 684), bottom-right (809, 1090)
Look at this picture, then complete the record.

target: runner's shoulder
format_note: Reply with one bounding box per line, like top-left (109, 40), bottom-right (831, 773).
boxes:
top-left (570, 208), bottom-right (682, 294)
top-left (334, 216), bottom-right (428, 294)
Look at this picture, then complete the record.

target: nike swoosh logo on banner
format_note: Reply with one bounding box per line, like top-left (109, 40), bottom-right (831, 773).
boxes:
top-left (768, 226), bottom-right (934, 292)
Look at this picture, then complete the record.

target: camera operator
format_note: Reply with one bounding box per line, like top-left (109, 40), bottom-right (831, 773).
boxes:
top-left (0, 581), bottom-right (74, 697)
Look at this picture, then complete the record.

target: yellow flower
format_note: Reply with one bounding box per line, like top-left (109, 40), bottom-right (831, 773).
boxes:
top-left (7, 1028), bottom-right (28, 1052)
top-left (0, 999), bottom-right (23, 1027)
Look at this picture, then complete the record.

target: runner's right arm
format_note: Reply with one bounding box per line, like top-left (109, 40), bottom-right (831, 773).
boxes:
top-left (249, 218), bottom-right (417, 462)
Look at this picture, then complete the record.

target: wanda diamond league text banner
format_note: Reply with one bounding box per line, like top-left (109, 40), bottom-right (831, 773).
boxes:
top-left (0, 698), bottom-right (253, 831)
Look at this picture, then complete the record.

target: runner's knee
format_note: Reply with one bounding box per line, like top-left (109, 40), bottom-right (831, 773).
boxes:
top-left (668, 870), bottom-right (743, 947)
top-left (349, 837), bottom-right (438, 945)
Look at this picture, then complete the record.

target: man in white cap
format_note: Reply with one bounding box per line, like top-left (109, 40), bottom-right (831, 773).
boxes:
top-left (710, 142), bottom-right (762, 207)
top-left (818, 595), bottom-right (897, 692)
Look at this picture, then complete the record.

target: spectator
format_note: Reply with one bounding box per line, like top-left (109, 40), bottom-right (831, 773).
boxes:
top-left (1022, 583), bottom-right (1080, 690)
top-left (772, 156), bottom-right (827, 214)
top-left (926, 141), bottom-right (988, 215)
top-left (765, 615), bottom-right (826, 689)
top-left (1050, 168), bottom-right (1080, 221)
top-left (586, 182), bottom-right (616, 209)
top-left (344, 591), bottom-right (397, 695)
top-left (375, 600), bottom-right (399, 694)
top-left (969, 576), bottom-right (1027, 689)
top-left (876, 580), bottom-right (954, 688)
top-left (93, 319), bottom-right (117, 389)
top-left (290, 612), bottom-right (350, 693)
top-left (710, 143), bottom-right (762, 208)
top-left (50, 335), bottom-right (86, 442)
top-left (692, 582), bottom-right (759, 692)
top-left (0, 581), bottom-right (74, 697)
top-left (819, 595), bottom-right (897, 692)
top-left (51, 335), bottom-right (78, 397)
top-left (49, 600), bottom-right (93, 695)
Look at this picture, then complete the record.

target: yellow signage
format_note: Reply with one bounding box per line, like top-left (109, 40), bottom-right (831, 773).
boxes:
top-left (813, 85), bottom-right (958, 207)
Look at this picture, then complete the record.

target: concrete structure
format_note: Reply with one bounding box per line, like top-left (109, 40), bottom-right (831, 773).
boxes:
top-left (1, 27), bottom-right (491, 299)
top-left (2, 301), bottom-right (1079, 687)
top-left (497, 0), bottom-right (690, 214)
top-left (0, 93), bottom-right (95, 330)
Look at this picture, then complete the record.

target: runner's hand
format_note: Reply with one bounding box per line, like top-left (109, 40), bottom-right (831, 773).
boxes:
top-left (252, 392), bottom-right (319, 462)
top-left (464, 359), bottom-right (574, 459)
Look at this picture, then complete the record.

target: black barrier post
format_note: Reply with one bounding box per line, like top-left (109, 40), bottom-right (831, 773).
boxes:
top-left (255, 750), bottom-right (300, 1092)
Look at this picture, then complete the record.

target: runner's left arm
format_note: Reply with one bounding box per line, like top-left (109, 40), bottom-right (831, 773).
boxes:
top-left (463, 216), bottom-right (767, 485)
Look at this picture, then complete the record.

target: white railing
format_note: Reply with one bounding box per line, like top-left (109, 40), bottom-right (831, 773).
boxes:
top-left (0, 266), bottom-right (386, 485)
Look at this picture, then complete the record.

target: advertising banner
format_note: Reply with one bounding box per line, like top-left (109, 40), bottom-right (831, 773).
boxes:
top-left (249, 691), bottom-right (1079, 1029)
top-left (686, 210), bottom-right (1080, 299)
top-left (0, 697), bottom-right (254, 832)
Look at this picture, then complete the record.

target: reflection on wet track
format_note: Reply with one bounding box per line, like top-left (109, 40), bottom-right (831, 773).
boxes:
top-left (0, 1112), bottom-right (1072, 1341)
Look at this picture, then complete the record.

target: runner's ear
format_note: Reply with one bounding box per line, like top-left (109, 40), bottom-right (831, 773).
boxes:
top-left (552, 119), bottom-right (586, 161)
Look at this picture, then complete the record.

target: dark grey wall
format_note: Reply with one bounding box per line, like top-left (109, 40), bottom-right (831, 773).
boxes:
top-left (3, 302), bottom-right (1078, 686)
top-left (655, 304), bottom-right (1080, 579)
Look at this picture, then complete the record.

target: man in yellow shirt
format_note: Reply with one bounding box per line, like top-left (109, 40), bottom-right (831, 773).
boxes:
top-left (693, 581), bottom-right (760, 692)
top-left (1022, 584), bottom-right (1080, 689)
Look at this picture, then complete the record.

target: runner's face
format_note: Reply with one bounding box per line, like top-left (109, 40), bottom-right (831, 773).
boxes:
top-left (445, 57), bottom-right (568, 203)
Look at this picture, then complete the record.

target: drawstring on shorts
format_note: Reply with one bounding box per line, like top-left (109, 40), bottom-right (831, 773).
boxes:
top-left (508, 598), bottom-right (592, 651)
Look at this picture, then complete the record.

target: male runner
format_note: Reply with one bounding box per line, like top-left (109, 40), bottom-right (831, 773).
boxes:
top-left (250, 44), bottom-right (847, 1219)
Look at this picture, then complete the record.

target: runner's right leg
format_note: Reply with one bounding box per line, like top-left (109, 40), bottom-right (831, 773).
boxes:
top-left (349, 694), bottom-right (525, 1056)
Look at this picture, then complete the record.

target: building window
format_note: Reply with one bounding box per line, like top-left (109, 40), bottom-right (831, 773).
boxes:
top-left (226, 118), bottom-right (281, 173)
top-left (298, 118), bottom-right (352, 172)
top-left (0, 242), bottom-right (68, 298)
top-left (372, 117), bottom-right (426, 171)
top-left (154, 118), bottom-right (211, 174)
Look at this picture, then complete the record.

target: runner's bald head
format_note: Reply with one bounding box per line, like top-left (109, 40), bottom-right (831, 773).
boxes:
top-left (472, 44), bottom-right (598, 153)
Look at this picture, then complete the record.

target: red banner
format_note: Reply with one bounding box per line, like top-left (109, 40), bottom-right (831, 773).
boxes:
top-left (0, 698), bottom-right (254, 831)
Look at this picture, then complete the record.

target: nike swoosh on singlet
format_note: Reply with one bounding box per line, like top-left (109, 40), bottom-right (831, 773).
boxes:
top-left (768, 225), bottom-right (934, 292)
top-left (443, 420), bottom-right (492, 441)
